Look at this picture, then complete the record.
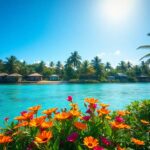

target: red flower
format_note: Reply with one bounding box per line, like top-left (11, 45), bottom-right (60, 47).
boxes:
top-left (82, 116), bottom-right (91, 121)
top-left (86, 109), bottom-right (92, 114)
top-left (101, 137), bottom-right (111, 146)
top-left (21, 111), bottom-right (28, 116)
top-left (93, 146), bottom-right (104, 150)
top-left (115, 116), bottom-right (124, 123)
top-left (67, 132), bottom-right (78, 142)
top-left (4, 117), bottom-right (9, 122)
top-left (67, 96), bottom-right (73, 102)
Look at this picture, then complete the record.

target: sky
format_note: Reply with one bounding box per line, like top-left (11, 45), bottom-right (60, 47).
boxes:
top-left (0, 0), bottom-right (150, 66)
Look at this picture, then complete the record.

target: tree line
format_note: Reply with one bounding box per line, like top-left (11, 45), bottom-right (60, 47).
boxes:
top-left (0, 51), bottom-right (150, 81)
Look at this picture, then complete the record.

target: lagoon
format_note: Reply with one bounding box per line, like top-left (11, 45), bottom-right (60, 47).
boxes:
top-left (0, 83), bottom-right (150, 124)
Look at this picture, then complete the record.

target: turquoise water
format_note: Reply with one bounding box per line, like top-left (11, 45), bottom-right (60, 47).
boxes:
top-left (0, 83), bottom-right (150, 125)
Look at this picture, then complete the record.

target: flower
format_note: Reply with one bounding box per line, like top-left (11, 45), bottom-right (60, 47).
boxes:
top-left (110, 121), bottom-right (130, 129)
top-left (40, 121), bottom-right (53, 129)
top-left (74, 122), bottom-right (87, 130)
top-left (21, 111), bottom-right (27, 116)
top-left (14, 121), bottom-right (28, 129)
top-left (67, 96), bottom-right (73, 102)
top-left (83, 136), bottom-right (99, 149)
top-left (131, 138), bottom-right (144, 145)
top-left (86, 109), bottom-right (92, 114)
top-left (70, 110), bottom-right (81, 117)
top-left (141, 119), bottom-right (149, 125)
top-left (85, 98), bottom-right (99, 104)
top-left (34, 131), bottom-right (52, 144)
top-left (70, 103), bottom-right (78, 110)
top-left (117, 110), bottom-right (126, 116)
top-left (43, 108), bottom-right (58, 116)
top-left (29, 116), bottom-right (46, 127)
top-left (82, 116), bottom-right (91, 121)
top-left (105, 115), bottom-right (111, 120)
top-left (97, 108), bottom-right (110, 116)
top-left (0, 135), bottom-right (13, 144)
top-left (100, 103), bottom-right (109, 108)
top-left (115, 116), bottom-right (124, 123)
top-left (55, 112), bottom-right (71, 120)
top-left (67, 132), bottom-right (78, 142)
top-left (101, 137), bottom-right (111, 146)
top-left (28, 105), bottom-right (41, 113)
top-left (93, 145), bottom-right (104, 150)
top-left (117, 145), bottom-right (125, 150)
top-left (4, 117), bottom-right (9, 122)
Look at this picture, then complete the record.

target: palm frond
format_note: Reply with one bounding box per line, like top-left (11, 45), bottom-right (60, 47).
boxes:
top-left (140, 53), bottom-right (150, 60)
top-left (137, 45), bottom-right (150, 49)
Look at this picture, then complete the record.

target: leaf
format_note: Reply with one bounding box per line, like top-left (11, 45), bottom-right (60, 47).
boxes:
top-left (104, 121), bottom-right (112, 136)
top-left (53, 136), bottom-right (60, 150)
top-left (77, 145), bottom-right (83, 150)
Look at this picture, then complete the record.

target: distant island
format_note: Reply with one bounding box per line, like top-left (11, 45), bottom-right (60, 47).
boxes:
top-left (0, 51), bottom-right (150, 83)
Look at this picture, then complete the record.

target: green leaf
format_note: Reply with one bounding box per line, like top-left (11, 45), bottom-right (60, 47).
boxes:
top-left (53, 136), bottom-right (60, 150)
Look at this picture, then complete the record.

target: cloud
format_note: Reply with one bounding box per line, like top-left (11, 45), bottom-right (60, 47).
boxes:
top-left (97, 52), bottom-right (106, 58)
top-left (33, 60), bottom-right (41, 64)
top-left (20, 59), bottom-right (24, 63)
top-left (114, 50), bottom-right (121, 56)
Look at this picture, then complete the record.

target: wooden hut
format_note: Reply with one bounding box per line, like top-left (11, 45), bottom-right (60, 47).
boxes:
top-left (28, 73), bottom-right (43, 81)
top-left (7, 73), bottom-right (22, 83)
top-left (137, 75), bottom-right (150, 82)
top-left (115, 73), bottom-right (128, 82)
top-left (49, 74), bottom-right (59, 81)
top-left (0, 73), bottom-right (8, 83)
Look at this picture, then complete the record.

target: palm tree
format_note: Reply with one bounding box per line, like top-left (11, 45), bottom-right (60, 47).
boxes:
top-left (69, 51), bottom-right (82, 69)
top-left (81, 60), bottom-right (90, 74)
top-left (137, 33), bottom-right (150, 63)
top-left (117, 61), bottom-right (127, 72)
top-left (127, 61), bottom-right (132, 70)
top-left (0, 59), bottom-right (4, 72)
top-left (105, 62), bottom-right (112, 71)
top-left (91, 56), bottom-right (104, 79)
top-left (36, 61), bottom-right (45, 74)
top-left (49, 61), bottom-right (55, 68)
top-left (56, 61), bottom-right (63, 75)
top-left (5, 56), bottom-right (19, 73)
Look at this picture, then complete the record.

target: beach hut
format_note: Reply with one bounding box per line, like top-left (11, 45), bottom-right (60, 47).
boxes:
top-left (28, 73), bottom-right (43, 81)
top-left (7, 73), bottom-right (22, 82)
top-left (49, 74), bottom-right (59, 81)
top-left (137, 75), bottom-right (150, 82)
top-left (0, 73), bottom-right (8, 83)
top-left (107, 76), bottom-right (115, 81)
top-left (115, 73), bottom-right (128, 82)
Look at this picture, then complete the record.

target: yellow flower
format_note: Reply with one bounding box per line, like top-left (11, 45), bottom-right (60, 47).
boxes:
top-left (105, 115), bottom-right (111, 120)
top-left (141, 119), bottom-right (149, 125)
top-left (83, 136), bottom-right (99, 149)
top-left (131, 138), bottom-right (144, 145)
top-left (35, 131), bottom-right (52, 144)
top-left (110, 121), bottom-right (131, 129)
top-left (97, 108), bottom-right (110, 116)
top-left (55, 112), bottom-right (71, 120)
top-left (85, 98), bottom-right (99, 104)
top-left (74, 122), bottom-right (87, 130)
top-left (100, 103), bottom-right (109, 108)
top-left (70, 110), bottom-right (81, 117)
top-left (0, 135), bottom-right (13, 144)
top-left (117, 110), bottom-right (126, 116)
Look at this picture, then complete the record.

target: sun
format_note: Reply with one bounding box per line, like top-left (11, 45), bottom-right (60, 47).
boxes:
top-left (100, 0), bottom-right (136, 25)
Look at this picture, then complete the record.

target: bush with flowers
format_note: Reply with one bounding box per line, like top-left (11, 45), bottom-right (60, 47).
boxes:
top-left (0, 97), bottom-right (149, 150)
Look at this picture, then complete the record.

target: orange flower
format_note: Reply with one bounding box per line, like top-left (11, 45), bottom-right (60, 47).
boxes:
top-left (131, 138), bottom-right (144, 145)
top-left (97, 108), bottom-right (110, 116)
top-left (29, 116), bottom-right (46, 127)
top-left (117, 145), bottom-right (126, 150)
top-left (15, 112), bottom-right (34, 121)
top-left (29, 105), bottom-right (41, 113)
top-left (14, 116), bottom-right (26, 121)
top-left (110, 121), bottom-right (130, 129)
top-left (34, 131), bottom-right (52, 144)
top-left (74, 122), bottom-right (87, 130)
top-left (100, 103), bottom-right (109, 108)
top-left (141, 119), bottom-right (149, 125)
top-left (83, 136), bottom-right (99, 149)
top-left (40, 121), bottom-right (53, 129)
top-left (85, 98), bottom-right (98, 104)
top-left (43, 108), bottom-right (58, 116)
top-left (70, 103), bottom-right (78, 111)
top-left (70, 110), bottom-right (81, 117)
top-left (0, 135), bottom-right (13, 144)
top-left (117, 110), bottom-right (126, 116)
top-left (14, 121), bottom-right (28, 129)
top-left (55, 112), bottom-right (71, 120)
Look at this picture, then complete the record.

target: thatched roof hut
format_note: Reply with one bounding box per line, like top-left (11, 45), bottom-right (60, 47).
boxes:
top-left (49, 74), bottom-right (59, 81)
top-left (28, 73), bottom-right (43, 81)
top-left (0, 73), bottom-right (8, 82)
top-left (7, 73), bottom-right (22, 82)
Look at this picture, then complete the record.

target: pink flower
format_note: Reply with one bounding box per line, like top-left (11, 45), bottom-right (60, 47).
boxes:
top-left (4, 117), bottom-right (9, 122)
top-left (93, 146), bottom-right (104, 150)
top-left (67, 96), bottom-right (73, 102)
top-left (86, 109), bottom-right (92, 114)
top-left (101, 137), bottom-right (111, 146)
top-left (115, 116), bottom-right (124, 123)
top-left (67, 132), bottom-right (78, 142)
top-left (82, 116), bottom-right (91, 121)
top-left (88, 104), bottom-right (97, 109)
top-left (21, 111), bottom-right (28, 116)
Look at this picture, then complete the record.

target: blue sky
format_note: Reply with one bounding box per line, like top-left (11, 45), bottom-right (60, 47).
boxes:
top-left (0, 0), bottom-right (150, 66)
